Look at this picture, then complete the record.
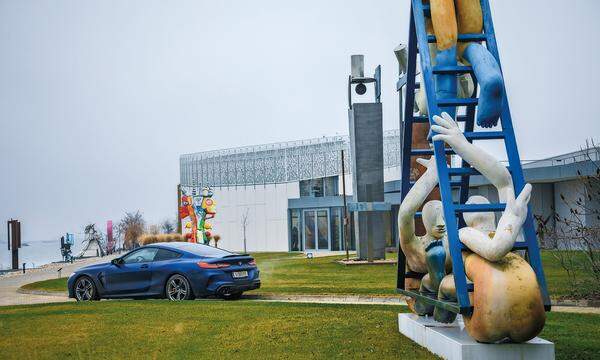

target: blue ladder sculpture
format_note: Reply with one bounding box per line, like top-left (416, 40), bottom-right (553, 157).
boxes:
top-left (396, 0), bottom-right (551, 315)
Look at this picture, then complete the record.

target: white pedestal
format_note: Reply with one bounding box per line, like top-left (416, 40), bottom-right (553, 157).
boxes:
top-left (398, 313), bottom-right (554, 360)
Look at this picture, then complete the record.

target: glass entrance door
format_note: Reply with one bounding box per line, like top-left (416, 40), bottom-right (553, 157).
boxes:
top-left (303, 209), bottom-right (329, 251)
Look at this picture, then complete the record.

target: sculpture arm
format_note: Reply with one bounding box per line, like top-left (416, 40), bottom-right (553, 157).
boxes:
top-left (431, 112), bottom-right (514, 202)
top-left (459, 184), bottom-right (532, 261)
top-left (398, 157), bottom-right (441, 246)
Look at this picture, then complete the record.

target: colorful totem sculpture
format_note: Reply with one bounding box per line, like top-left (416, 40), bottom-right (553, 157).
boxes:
top-left (179, 192), bottom-right (198, 243)
top-left (194, 187), bottom-right (217, 245)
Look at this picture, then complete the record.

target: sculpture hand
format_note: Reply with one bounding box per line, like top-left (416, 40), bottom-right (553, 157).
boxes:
top-left (431, 112), bottom-right (468, 148)
top-left (505, 183), bottom-right (532, 220)
top-left (416, 156), bottom-right (438, 178)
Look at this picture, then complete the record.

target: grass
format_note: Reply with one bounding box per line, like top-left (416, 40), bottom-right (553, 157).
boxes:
top-left (0, 301), bottom-right (436, 359)
top-left (1, 301), bottom-right (599, 360)
top-left (21, 277), bottom-right (69, 293)
top-left (21, 251), bottom-right (598, 300)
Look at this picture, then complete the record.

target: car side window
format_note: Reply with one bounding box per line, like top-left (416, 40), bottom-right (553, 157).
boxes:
top-left (122, 248), bottom-right (158, 264)
top-left (154, 248), bottom-right (182, 262)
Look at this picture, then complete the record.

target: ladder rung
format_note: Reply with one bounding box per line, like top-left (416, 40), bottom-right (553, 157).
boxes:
top-left (454, 203), bottom-right (506, 213)
top-left (410, 180), bottom-right (462, 188)
top-left (447, 166), bottom-right (512, 176)
top-left (438, 98), bottom-right (478, 107)
top-left (427, 34), bottom-right (487, 43)
top-left (412, 115), bottom-right (468, 123)
top-left (432, 66), bottom-right (472, 75)
top-left (410, 148), bottom-right (455, 156)
top-left (447, 167), bottom-right (480, 176)
top-left (464, 131), bottom-right (505, 140)
top-left (512, 242), bottom-right (529, 250)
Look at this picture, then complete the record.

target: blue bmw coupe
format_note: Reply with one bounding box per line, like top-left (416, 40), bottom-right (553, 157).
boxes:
top-left (67, 242), bottom-right (260, 301)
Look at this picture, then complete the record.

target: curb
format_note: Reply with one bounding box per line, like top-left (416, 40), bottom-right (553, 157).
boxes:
top-left (17, 288), bottom-right (68, 297)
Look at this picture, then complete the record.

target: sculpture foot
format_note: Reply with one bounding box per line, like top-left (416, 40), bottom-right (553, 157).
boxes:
top-left (463, 43), bottom-right (504, 128)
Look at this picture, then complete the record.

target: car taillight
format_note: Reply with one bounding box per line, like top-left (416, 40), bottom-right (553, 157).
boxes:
top-left (197, 261), bottom-right (230, 269)
top-left (248, 260), bottom-right (256, 266)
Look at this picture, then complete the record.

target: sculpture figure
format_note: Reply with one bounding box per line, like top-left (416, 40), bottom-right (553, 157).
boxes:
top-left (416, 0), bottom-right (504, 128)
top-left (194, 187), bottom-right (217, 245)
top-left (398, 113), bottom-right (546, 343)
top-left (179, 192), bottom-right (198, 243)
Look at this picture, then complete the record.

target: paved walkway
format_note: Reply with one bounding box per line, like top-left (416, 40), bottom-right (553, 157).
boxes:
top-left (0, 255), bottom-right (117, 306)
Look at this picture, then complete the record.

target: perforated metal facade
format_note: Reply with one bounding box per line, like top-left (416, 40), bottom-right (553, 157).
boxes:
top-left (180, 130), bottom-right (401, 188)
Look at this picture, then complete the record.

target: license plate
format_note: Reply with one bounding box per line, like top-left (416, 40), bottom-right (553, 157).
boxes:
top-left (232, 271), bottom-right (248, 279)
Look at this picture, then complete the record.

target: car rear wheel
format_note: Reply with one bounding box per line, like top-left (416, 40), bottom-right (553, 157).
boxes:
top-left (74, 276), bottom-right (99, 301)
top-left (220, 292), bottom-right (243, 300)
top-left (165, 274), bottom-right (193, 301)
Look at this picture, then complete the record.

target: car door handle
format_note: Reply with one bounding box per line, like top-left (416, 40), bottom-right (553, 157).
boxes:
top-left (140, 264), bottom-right (149, 269)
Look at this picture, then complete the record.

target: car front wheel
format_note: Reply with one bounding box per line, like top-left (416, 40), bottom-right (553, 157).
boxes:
top-left (74, 276), bottom-right (99, 301)
top-left (165, 274), bottom-right (193, 301)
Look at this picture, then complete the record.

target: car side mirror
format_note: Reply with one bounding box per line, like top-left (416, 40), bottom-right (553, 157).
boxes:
top-left (111, 258), bottom-right (123, 266)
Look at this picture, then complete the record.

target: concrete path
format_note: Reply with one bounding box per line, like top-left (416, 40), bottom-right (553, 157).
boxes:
top-left (0, 255), bottom-right (117, 306)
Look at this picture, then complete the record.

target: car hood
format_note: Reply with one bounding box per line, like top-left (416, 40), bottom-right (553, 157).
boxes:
top-left (76, 262), bottom-right (111, 272)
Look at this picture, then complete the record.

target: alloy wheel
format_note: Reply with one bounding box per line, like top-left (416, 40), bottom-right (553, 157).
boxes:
top-left (75, 277), bottom-right (95, 301)
top-left (166, 275), bottom-right (189, 301)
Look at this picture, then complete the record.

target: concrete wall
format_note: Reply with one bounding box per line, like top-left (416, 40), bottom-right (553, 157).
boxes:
top-left (348, 103), bottom-right (385, 259)
top-left (209, 182), bottom-right (299, 252)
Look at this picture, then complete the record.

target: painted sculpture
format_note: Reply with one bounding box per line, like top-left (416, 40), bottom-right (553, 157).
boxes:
top-left (179, 187), bottom-right (217, 244)
top-left (398, 113), bottom-right (545, 343)
top-left (195, 187), bottom-right (217, 245)
top-left (179, 192), bottom-right (198, 243)
top-left (416, 0), bottom-right (503, 128)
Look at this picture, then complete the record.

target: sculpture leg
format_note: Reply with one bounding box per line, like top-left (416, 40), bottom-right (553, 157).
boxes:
top-left (434, 274), bottom-right (458, 323)
top-left (463, 43), bottom-right (504, 128)
top-left (430, 0), bottom-right (458, 125)
top-left (415, 241), bottom-right (447, 316)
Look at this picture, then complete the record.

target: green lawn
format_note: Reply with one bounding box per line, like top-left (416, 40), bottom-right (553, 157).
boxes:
top-left (21, 251), bottom-right (598, 300)
top-left (0, 301), bottom-right (598, 360)
top-left (21, 277), bottom-right (69, 293)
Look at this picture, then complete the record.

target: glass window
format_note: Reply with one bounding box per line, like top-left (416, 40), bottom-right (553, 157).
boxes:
top-left (168, 243), bottom-right (234, 258)
top-left (154, 248), bottom-right (182, 261)
top-left (323, 176), bottom-right (339, 196)
top-left (317, 210), bottom-right (329, 250)
top-left (331, 208), bottom-right (342, 251)
top-left (304, 210), bottom-right (316, 249)
top-left (123, 248), bottom-right (158, 264)
top-left (290, 211), bottom-right (301, 251)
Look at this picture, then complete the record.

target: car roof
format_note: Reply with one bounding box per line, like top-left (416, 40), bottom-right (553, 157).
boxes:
top-left (144, 242), bottom-right (237, 257)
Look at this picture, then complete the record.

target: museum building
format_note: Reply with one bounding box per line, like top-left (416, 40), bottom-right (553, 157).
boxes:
top-left (179, 135), bottom-right (599, 253)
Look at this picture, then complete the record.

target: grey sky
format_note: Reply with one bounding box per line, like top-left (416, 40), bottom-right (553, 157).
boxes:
top-left (1, 0), bottom-right (599, 244)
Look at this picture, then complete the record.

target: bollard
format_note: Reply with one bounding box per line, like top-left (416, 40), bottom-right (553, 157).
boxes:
top-left (22, 262), bottom-right (25, 274)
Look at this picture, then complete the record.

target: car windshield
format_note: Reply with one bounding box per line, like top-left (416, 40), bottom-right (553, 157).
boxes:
top-left (175, 243), bottom-right (235, 258)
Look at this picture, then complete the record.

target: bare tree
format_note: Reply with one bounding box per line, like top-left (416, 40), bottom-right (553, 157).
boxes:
top-left (161, 218), bottom-right (175, 234)
top-left (537, 140), bottom-right (600, 298)
top-left (241, 208), bottom-right (250, 253)
top-left (117, 211), bottom-right (145, 249)
top-left (147, 224), bottom-right (160, 235)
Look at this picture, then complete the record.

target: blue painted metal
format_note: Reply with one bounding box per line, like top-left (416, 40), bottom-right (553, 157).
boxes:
top-left (396, 0), bottom-right (551, 314)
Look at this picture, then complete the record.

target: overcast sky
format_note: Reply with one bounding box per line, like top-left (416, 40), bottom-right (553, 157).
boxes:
top-left (1, 0), bottom-right (599, 244)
